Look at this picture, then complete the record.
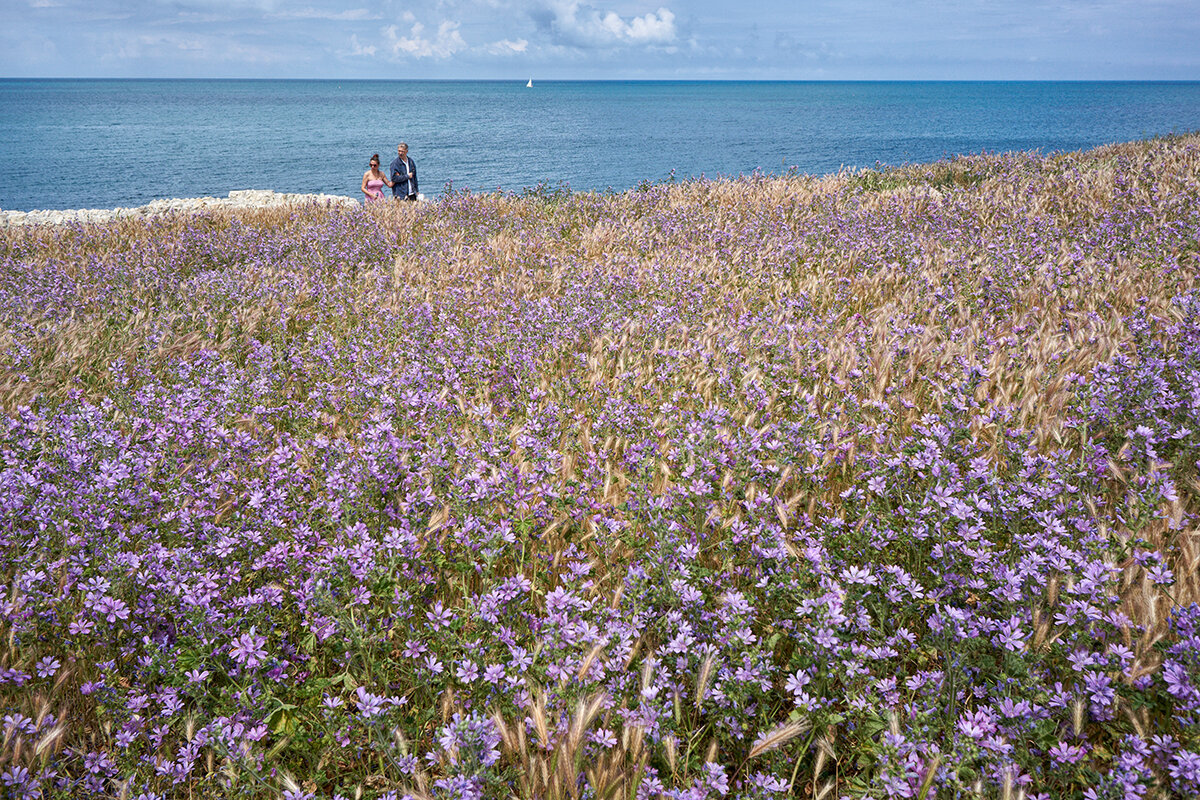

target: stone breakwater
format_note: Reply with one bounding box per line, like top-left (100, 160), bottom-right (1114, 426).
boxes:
top-left (0, 189), bottom-right (360, 227)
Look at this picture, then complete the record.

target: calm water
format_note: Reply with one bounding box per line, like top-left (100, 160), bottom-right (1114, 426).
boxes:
top-left (1, 80), bottom-right (1199, 211)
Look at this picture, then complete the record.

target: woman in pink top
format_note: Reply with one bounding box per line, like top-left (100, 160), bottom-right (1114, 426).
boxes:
top-left (361, 154), bottom-right (392, 203)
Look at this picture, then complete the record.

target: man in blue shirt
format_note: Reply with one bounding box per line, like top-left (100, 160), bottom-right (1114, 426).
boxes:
top-left (390, 142), bottom-right (418, 201)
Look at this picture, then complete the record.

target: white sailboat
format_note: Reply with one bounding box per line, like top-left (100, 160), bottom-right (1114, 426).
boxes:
top-left (526, 78), bottom-right (533, 88)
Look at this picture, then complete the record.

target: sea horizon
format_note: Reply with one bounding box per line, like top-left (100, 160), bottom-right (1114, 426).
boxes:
top-left (3, 78), bottom-right (1200, 211)
top-left (6, 76), bottom-right (1200, 83)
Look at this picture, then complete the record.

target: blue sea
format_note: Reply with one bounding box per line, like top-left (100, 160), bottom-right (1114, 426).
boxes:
top-left (2, 80), bottom-right (1200, 212)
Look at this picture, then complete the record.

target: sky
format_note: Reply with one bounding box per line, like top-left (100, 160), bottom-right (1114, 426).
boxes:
top-left (2, 0), bottom-right (1198, 80)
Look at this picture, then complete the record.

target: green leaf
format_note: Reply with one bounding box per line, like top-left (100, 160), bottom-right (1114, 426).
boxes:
top-left (325, 670), bottom-right (357, 691)
top-left (267, 707), bottom-right (297, 736)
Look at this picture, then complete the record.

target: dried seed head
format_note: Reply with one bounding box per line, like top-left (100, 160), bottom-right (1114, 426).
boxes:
top-left (695, 650), bottom-right (716, 708)
top-left (531, 691), bottom-right (549, 749)
top-left (34, 723), bottom-right (65, 758)
top-left (916, 754), bottom-right (941, 800)
top-left (439, 686), bottom-right (456, 721)
top-left (576, 642), bottom-right (606, 680)
top-left (814, 743), bottom-right (827, 780)
top-left (568, 692), bottom-right (607, 749)
top-left (747, 720), bottom-right (810, 759)
top-left (1046, 574), bottom-right (1059, 606)
top-left (1001, 767), bottom-right (1014, 800)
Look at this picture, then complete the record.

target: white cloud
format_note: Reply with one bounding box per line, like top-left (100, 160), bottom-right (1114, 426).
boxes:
top-left (272, 8), bottom-right (379, 21)
top-left (542, 1), bottom-right (676, 47)
top-left (347, 34), bottom-right (376, 57)
top-left (486, 37), bottom-right (528, 55)
top-left (103, 31), bottom-right (284, 64)
top-left (626, 9), bottom-right (674, 42)
top-left (114, 34), bottom-right (204, 58)
top-left (386, 20), bottom-right (467, 59)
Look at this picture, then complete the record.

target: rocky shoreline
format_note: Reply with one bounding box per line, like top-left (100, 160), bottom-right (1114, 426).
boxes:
top-left (0, 189), bottom-right (361, 227)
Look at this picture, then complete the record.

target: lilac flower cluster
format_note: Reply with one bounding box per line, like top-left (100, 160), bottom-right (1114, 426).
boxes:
top-left (1, 136), bottom-right (1198, 798)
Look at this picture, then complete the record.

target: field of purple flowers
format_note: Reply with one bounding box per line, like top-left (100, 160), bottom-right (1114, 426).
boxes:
top-left (1, 135), bottom-right (1198, 800)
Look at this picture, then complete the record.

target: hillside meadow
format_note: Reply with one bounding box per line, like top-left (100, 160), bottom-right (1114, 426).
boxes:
top-left (1, 135), bottom-right (1198, 799)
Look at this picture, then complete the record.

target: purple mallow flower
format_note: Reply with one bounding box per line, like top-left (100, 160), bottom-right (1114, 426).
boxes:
top-left (228, 628), bottom-right (268, 669)
top-left (354, 687), bottom-right (389, 719)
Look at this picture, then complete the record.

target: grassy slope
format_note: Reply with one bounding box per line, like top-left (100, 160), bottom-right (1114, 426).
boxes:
top-left (0, 135), bottom-right (1198, 799)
